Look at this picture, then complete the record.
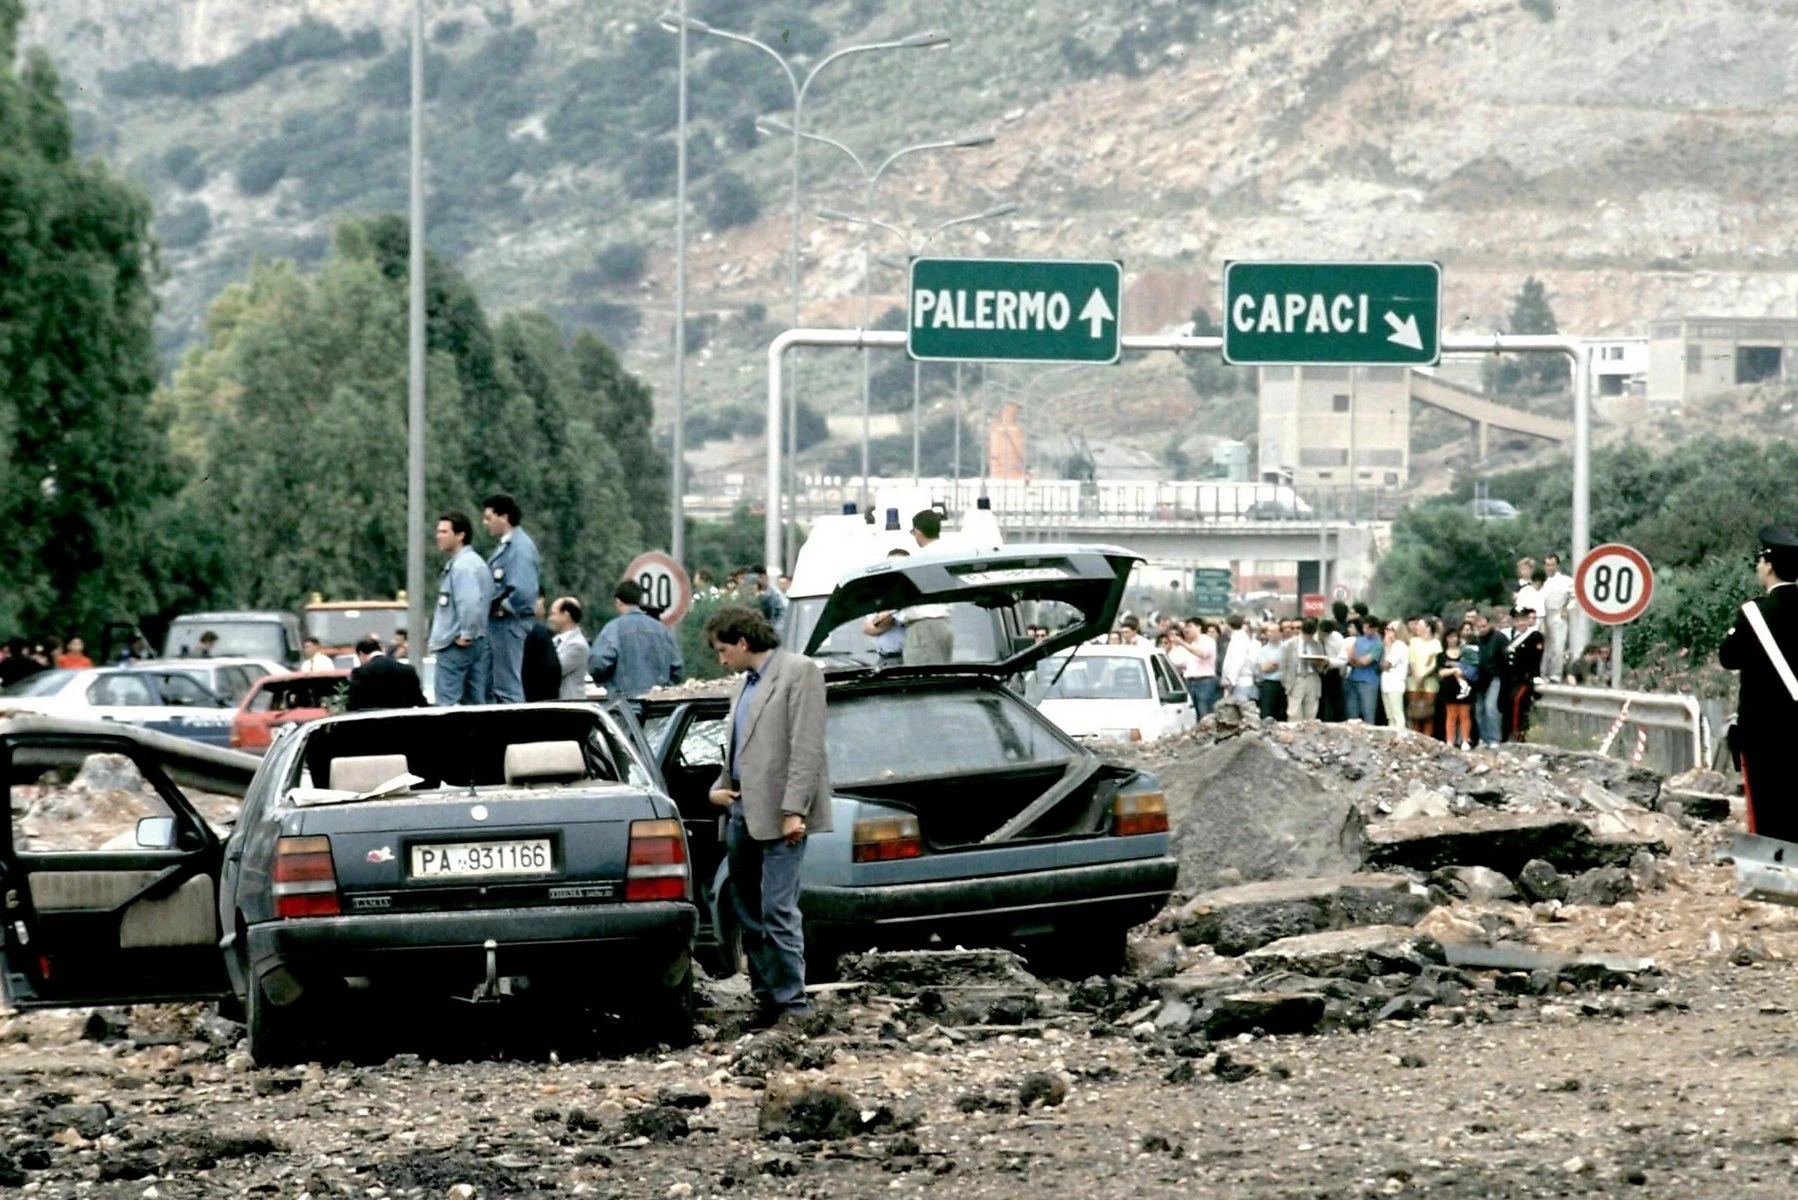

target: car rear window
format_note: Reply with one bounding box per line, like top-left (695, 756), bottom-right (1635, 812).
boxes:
top-left (1036, 656), bottom-right (1151, 701)
top-left (787, 598), bottom-right (1002, 664)
top-left (250, 678), bottom-right (342, 713)
top-left (826, 688), bottom-right (1072, 783)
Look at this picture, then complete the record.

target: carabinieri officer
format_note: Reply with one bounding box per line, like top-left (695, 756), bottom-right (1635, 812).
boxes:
top-left (1721, 526), bottom-right (1798, 842)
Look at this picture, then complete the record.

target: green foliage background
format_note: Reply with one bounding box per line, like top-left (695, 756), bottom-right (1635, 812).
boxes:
top-left (1373, 436), bottom-right (1793, 681)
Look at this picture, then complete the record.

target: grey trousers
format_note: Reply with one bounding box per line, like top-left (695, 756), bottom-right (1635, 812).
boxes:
top-left (901, 617), bottom-right (954, 666)
top-left (488, 617), bottom-right (527, 703)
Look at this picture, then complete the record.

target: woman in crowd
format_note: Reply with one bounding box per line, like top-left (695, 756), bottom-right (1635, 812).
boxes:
top-left (1405, 615), bottom-right (1442, 736)
top-left (1380, 619), bottom-right (1410, 730)
top-left (1438, 627), bottom-right (1475, 748)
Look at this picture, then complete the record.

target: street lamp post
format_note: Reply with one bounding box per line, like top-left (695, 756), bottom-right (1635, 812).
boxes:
top-left (834, 202), bottom-right (1018, 485)
top-left (769, 123), bottom-right (995, 507)
top-left (404, 0), bottom-right (427, 673)
top-left (659, 14), bottom-right (948, 567)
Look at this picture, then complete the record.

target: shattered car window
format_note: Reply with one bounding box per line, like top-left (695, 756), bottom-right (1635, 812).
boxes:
top-left (826, 690), bottom-right (1073, 782)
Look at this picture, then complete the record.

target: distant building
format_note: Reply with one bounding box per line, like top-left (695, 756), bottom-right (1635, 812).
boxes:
top-left (1256, 366), bottom-right (1409, 489)
top-left (1647, 317), bottom-right (1798, 405)
top-left (1590, 338), bottom-right (1648, 398)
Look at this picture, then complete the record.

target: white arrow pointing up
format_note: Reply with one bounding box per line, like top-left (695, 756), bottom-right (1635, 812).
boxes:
top-left (1078, 288), bottom-right (1115, 338)
top-left (1384, 311), bottom-right (1423, 351)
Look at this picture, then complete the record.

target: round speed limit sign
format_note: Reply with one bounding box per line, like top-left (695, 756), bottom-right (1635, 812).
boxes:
top-left (1574, 542), bottom-right (1654, 625)
top-left (624, 551), bottom-right (692, 627)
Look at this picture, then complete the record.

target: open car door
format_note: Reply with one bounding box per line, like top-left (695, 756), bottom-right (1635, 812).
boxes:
top-left (638, 694), bottom-right (737, 976)
top-left (2, 729), bottom-right (230, 1009)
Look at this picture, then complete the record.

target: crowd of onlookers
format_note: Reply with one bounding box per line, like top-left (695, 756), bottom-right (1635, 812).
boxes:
top-left (1115, 553), bottom-right (1607, 746)
top-left (0, 636), bottom-right (96, 688)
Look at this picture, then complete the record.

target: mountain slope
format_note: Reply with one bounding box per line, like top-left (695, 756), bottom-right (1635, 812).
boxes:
top-left (25, 0), bottom-right (1798, 445)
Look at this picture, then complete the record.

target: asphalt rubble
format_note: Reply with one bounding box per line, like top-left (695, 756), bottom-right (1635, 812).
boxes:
top-left (3, 706), bottom-right (1795, 1196)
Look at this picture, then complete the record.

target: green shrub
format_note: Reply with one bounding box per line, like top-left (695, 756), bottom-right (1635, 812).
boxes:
top-left (163, 143), bottom-right (207, 191)
top-left (582, 242), bottom-right (649, 288)
top-left (432, 19), bottom-right (467, 44)
top-left (156, 201), bottom-right (211, 249)
top-left (235, 140), bottom-right (289, 196)
top-left (624, 140), bottom-right (679, 199)
top-left (102, 19), bottom-right (382, 99)
top-left (356, 47), bottom-right (447, 107)
top-left (703, 170), bottom-right (761, 231)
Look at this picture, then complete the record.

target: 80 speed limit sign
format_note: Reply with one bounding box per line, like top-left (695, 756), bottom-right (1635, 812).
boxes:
top-left (624, 551), bottom-right (692, 627)
top-left (1574, 542), bottom-right (1654, 625)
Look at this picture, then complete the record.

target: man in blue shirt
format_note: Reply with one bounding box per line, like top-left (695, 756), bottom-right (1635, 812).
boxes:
top-left (1344, 616), bottom-right (1385, 724)
top-left (588, 579), bottom-right (684, 697)
top-left (427, 511), bottom-right (493, 705)
top-left (482, 493), bottom-right (541, 704)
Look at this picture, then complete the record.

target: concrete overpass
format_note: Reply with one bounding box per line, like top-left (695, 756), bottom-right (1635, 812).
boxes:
top-left (1409, 371), bottom-right (1574, 457)
top-left (998, 514), bottom-right (1388, 598)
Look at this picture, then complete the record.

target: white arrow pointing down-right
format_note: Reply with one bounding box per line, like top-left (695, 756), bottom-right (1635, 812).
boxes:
top-left (1383, 311), bottom-right (1422, 350)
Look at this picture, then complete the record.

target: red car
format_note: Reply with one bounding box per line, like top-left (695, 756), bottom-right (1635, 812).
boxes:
top-left (230, 670), bottom-right (349, 753)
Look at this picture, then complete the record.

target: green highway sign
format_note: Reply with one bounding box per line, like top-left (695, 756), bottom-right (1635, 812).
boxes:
top-left (1222, 261), bottom-right (1441, 366)
top-left (908, 258), bottom-right (1122, 364)
top-left (1193, 568), bottom-right (1233, 583)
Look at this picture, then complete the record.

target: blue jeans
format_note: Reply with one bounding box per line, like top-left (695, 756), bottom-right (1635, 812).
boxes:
top-left (433, 637), bottom-right (491, 706)
top-left (1186, 676), bottom-right (1219, 718)
top-left (1344, 678), bottom-right (1381, 723)
top-left (726, 803), bottom-right (809, 1014)
top-left (488, 618), bottom-right (527, 703)
top-left (1476, 678), bottom-right (1502, 746)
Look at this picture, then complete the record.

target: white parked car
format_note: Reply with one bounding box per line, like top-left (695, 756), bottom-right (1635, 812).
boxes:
top-left (0, 666), bottom-right (238, 747)
top-left (1029, 643), bottom-right (1197, 744)
top-left (129, 657), bottom-right (281, 705)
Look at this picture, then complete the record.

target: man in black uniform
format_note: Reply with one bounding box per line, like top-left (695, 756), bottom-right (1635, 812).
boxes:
top-left (1720, 527), bottom-right (1798, 841)
top-left (345, 636), bottom-right (428, 712)
top-left (1501, 605), bottom-right (1545, 742)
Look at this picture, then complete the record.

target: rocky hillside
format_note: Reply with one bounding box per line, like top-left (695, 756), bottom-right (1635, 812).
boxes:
top-left (24, 0), bottom-right (1798, 445)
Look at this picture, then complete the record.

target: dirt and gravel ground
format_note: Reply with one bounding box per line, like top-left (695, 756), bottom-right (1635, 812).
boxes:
top-left (8, 723), bottom-right (1798, 1198)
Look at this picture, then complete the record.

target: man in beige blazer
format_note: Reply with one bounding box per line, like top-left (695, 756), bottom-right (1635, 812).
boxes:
top-left (704, 604), bottom-right (833, 1023)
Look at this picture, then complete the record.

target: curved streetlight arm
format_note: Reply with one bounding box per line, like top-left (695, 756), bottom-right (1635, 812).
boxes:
top-left (762, 120), bottom-right (867, 177)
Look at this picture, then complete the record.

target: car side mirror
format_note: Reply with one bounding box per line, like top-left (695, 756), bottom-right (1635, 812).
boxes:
top-left (135, 816), bottom-right (176, 850)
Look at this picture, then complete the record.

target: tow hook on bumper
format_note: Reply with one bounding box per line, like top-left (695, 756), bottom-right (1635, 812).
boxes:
top-left (457, 938), bottom-right (527, 1004)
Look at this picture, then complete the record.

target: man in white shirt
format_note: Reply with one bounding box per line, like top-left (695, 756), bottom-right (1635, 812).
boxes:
top-left (1513, 557), bottom-right (1543, 620)
top-left (546, 596), bottom-right (590, 701)
top-left (298, 637), bottom-right (335, 672)
top-left (1538, 552), bottom-right (1575, 679)
top-left (898, 510), bottom-right (953, 665)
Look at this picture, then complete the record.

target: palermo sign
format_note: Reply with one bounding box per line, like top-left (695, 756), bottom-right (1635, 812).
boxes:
top-left (907, 258), bottom-right (1122, 364)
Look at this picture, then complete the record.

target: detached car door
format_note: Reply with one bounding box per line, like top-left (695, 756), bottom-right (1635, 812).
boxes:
top-left (1, 731), bottom-right (230, 1008)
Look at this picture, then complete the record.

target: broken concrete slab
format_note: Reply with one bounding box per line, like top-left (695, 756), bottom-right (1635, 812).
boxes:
top-left (1175, 873), bottom-right (1433, 955)
top-left (1658, 788), bottom-right (1734, 822)
top-left (1565, 866), bottom-right (1636, 907)
top-left (1198, 991), bottom-right (1327, 1039)
top-left (1161, 736), bottom-right (1364, 891)
top-left (1362, 810), bottom-right (1594, 877)
top-left (1431, 865), bottom-right (1518, 903)
top-left (1440, 942), bottom-right (1655, 976)
top-left (1156, 958), bottom-right (1254, 1007)
top-left (1243, 925), bottom-right (1446, 981)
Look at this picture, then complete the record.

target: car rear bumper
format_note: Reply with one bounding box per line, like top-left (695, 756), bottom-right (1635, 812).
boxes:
top-left (245, 901), bottom-right (696, 1001)
top-left (801, 855), bottom-right (1177, 940)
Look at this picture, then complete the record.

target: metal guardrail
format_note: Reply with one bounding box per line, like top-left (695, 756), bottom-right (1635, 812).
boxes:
top-left (1530, 684), bottom-right (1704, 776)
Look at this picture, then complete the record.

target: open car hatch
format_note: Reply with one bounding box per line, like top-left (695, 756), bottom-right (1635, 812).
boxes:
top-left (803, 543), bottom-right (1141, 675)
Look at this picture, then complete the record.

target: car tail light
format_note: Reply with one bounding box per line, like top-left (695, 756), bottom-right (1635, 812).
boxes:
top-left (272, 835), bottom-right (341, 918)
top-left (228, 725), bottom-right (242, 749)
top-left (853, 815), bottom-right (922, 863)
top-left (626, 819), bottom-right (689, 901)
top-left (1112, 791), bottom-right (1168, 837)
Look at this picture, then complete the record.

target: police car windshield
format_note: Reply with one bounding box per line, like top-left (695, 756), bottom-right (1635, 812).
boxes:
top-left (786, 597), bottom-right (1001, 665)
